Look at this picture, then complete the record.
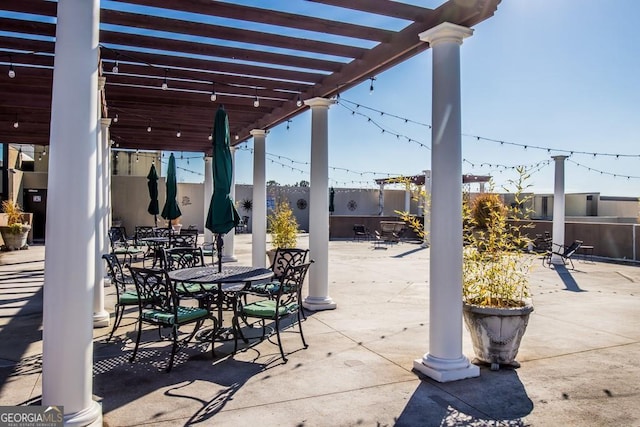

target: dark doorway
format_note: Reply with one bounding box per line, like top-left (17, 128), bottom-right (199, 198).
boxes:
top-left (23, 189), bottom-right (47, 242)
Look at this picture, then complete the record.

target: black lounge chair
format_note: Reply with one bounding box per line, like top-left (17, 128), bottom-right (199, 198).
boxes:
top-left (543, 240), bottom-right (583, 269)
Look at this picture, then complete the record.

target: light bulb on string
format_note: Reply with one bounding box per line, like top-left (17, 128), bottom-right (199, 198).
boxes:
top-left (176, 129), bottom-right (181, 138)
top-left (112, 61), bottom-right (119, 74)
top-left (113, 113), bottom-right (118, 123)
top-left (253, 87), bottom-right (259, 107)
top-left (8, 64), bottom-right (15, 79)
top-left (210, 82), bottom-right (217, 101)
top-left (208, 134), bottom-right (213, 141)
top-left (369, 76), bottom-right (376, 94)
top-left (162, 69), bottom-right (168, 90)
top-left (42, 147), bottom-right (46, 156)
top-left (296, 94), bottom-right (302, 107)
top-left (13, 118), bottom-right (18, 128)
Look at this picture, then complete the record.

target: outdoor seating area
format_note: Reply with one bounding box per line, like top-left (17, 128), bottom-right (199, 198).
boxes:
top-left (1, 234), bottom-right (639, 426)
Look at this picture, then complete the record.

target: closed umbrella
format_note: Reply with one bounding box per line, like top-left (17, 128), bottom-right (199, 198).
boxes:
top-left (329, 187), bottom-right (335, 214)
top-left (161, 153), bottom-right (182, 227)
top-left (206, 105), bottom-right (240, 271)
top-left (147, 164), bottom-right (159, 227)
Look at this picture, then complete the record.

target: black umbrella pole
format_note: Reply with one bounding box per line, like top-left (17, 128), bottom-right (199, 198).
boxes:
top-left (216, 233), bottom-right (224, 273)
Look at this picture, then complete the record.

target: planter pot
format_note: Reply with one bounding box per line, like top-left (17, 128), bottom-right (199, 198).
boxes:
top-left (0, 225), bottom-right (31, 251)
top-left (463, 301), bottom-right (533, 371)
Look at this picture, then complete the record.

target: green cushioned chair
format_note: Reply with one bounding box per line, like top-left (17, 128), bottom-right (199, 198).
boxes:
top-left (127, 265), bottom-right (217, 372)
top-left (233, 261), bottom-right (313, 363)
top-left (103, 253), bottom-right (143, 342)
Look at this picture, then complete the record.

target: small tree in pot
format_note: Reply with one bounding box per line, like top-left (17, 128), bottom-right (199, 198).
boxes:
top-left (267, 199), bottom-right (299, 264)
top-left (462, 167), bottom-right (534, 370)
top-left (0, 200), bottom-right (31, 251)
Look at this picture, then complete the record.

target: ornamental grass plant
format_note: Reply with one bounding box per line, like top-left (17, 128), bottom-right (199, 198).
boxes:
top-left (462, 167), bottom-right (534, 308)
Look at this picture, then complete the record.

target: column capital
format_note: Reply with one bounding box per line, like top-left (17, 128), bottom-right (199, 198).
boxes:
top-left (419, 22), bottom-right (473, 47)
top-left (100, 118), bottom-right (112, 128)
top-left (304, 97), bottom-right (334, 108)
top-left (552, 155), bottom-right (569, 161)
top-left (250, 129), bottom-right (266, 137)
top-left (98, 76), bottom-right (106, 91)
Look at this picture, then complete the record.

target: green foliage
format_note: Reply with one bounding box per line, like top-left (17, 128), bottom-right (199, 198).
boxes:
top-left (2, 200), bottom-right (23, 226)
top-left (470, 193), bottom-right (506, 230)
top-left (390, 176), bottom-right (430, 243)
top-left (268, 199), bottom-right (298, 249)
top-left (463, 167), bottom-right (534, 308)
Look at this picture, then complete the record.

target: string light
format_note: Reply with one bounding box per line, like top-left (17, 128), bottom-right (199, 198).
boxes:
top-left (113, 113), bottom-right (118, 123)
top-left (253, 87), bottom-right (260, 108)
top-left (162, 69), bottom-right (168, 90)
top-left (13, 116), bottom-right (18, 128)
top-left (369, 76), bottom-right (376, 94)
top-left (208, 133), bottom-right (213, 141)
top-left (210, 82), bottom-right (217, 101)
top-left (8, 60), bottom-right (15, 79)
top-left (146, 121), bottom-right (151, 132)
top-left (176, 129), bottom-right (181, 138)
top-left (112, 60), bottom-right (119, 74)
top-left (296, 94), bottom-right (303, 107)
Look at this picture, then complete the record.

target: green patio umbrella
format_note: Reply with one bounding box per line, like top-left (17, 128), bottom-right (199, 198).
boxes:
top-left (329, 187), bottom-right (335, 214)
top-left (147, 163), bottom-right (159, 227)
top-left (206, 106), bottom-right (240, 271)
top-left (161, 153), bottom-right (182, 226)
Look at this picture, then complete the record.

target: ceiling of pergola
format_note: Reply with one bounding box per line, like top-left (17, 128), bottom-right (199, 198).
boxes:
top-left (0, 0), bottom-right (500, 155)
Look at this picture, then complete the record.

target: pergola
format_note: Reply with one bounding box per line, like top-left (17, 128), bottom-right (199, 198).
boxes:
top-left (1, 0), bottom-right (500, 153)
top-left (0, 2), bottom-right (502, 425)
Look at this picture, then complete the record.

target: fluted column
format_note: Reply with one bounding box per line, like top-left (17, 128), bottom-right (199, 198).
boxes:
top-left (43, 0), bottom-right (103, 424)
top-left (251, 129), bottom-right (267, 267)
top-left (551, 155), bottom-right (568, 264)
top-left (413, 22), bottom-right (478, 382)
top-left (223, 146), bottom-right (237, 262)
top-left (303, 97), bottom-right (336, 311)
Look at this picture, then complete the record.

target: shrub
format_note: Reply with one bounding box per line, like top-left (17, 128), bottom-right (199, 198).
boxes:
top-left (268, 200), bottom-right (298, 249)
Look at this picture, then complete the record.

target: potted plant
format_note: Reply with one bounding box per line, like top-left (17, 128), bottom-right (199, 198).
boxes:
top-left (267, 199), bottom-right (299, 263)
top-left (0, 200), bottom-right (31, 251)
top-left (462, 167), bottom-right (534, 371)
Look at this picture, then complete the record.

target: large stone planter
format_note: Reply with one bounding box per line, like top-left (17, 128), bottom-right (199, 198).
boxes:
top-left (0, 225), bottom-right (31, 250)
top-left (463, 301), bottom-right (533, 371)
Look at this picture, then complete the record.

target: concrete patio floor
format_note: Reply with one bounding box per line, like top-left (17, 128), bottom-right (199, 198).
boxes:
top-left (1, 234), bottom-right (639, 426)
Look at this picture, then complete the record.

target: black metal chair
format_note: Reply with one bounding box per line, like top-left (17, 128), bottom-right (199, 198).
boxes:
top-left (171, 229), bottom-right (198, 248)
top-left (134, 226), bottom-right (156, 265)
top-left (108, 226), bottom-right (143, 264)
top-left (127, 265), bottom-right (217, 372)
top-left (543, 240), bottom-right (583, 269)
top-left (353, 224), bottom-right (371, 241)
top-left (233, 261), bottom-right (313, 363)
top-left (102, 253), bottom-right (141, 342)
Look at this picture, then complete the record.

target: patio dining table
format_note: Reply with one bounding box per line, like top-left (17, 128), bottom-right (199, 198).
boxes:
top-left (167, 265), bottom-right (274, 345)
top-left (139, 236), bottom-right (171, 267)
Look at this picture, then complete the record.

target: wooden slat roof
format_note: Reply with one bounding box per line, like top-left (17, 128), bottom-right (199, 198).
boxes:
top-left (0, 0), bottom-right (501, 155)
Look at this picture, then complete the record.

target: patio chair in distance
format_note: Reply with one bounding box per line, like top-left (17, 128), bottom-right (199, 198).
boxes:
top-left (127, 265), bottom-right (217, 372)
top-left (233, 261), bottom-right (313, 363)
top-left (108, 226), bottom-right (143, 264)
top-left (353, 224), bottom-right (371, 241)
top-left (542, 240), bottom-right (583, 269)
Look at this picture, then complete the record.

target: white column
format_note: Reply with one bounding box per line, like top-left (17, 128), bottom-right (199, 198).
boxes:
top-left (92, 82), bottom-right (109, 327)
top-left (223, 146), bottom-right (237, 262)
top-left (43, 0), bottom-right (103, 425)
top-left (101, 119), bottom-right (111, 265)
top-left (404, 183), bottom-right (411, 214)
top-left (551, 155), bottom-right (568, 264)
top-left (251, 129), bottom-right (267, 267)
top-left (303, 97), bottom-right (336, 311)
top-left (422, 170), bottom-right (431, 248)
top-left (414, 22), bottom-right (478, 382)
top-left (203, 156), bottom-right (214, 245)
top-left (378, 183), bottom-right (385, 215)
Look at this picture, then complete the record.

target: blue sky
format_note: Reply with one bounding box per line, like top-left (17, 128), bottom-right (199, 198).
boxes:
top-left (169, 0), bottom-right (640, 197)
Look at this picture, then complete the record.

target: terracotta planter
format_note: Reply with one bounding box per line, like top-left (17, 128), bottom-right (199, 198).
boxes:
top-left (463, 301), bottom-right (533, 370)
top-left (0, 225), bottom-right (31, 251)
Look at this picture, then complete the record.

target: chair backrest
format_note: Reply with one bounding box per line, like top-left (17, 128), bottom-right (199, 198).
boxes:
top-left (269, 248), bottom-right (309, 281)
top-left (171, 231), bottom-right (198, 248)
top-left (275, 261), bottom-right (313, 301)
top-left (108, 226), bottom-right (127, 246)
top-left (353, 224), bottom-right (367, 234)
top-left (162, 247), bottom-right (206, 271)
top-left (102, 253), bottom-right (129, 293)
top-left (127, 265), bottom-right (176, 311)
top-left (154, 227), bottom-right (171, 238)
top-left (135, 226), bottom-right (155, 245)
top-left (564, 240), bottom-right (583, 257)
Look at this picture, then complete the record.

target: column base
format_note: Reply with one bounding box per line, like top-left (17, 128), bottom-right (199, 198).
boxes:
top-left (104, 276), bottom-right (112, 287)
top-left (64, 400), bottom-right (102, 427)
top-left (413, 353), bottom-right (479, 383)
top-left (222, 255), bottom-right (238, 263)
top-left (550, 254), bottom-right (564, 265)
top-left (303, 296), bottom-right (336, 311)
top-left (93, 311), bottom-right (110, 328)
